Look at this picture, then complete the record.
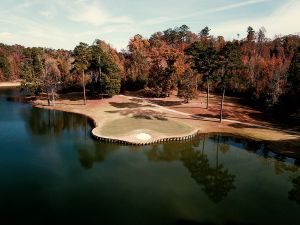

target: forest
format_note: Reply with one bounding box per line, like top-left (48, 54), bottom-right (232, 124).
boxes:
top-left (0, 25), bottom-right (299, 116)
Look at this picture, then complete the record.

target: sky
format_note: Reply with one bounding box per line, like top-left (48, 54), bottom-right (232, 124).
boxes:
top-left (0, 0), bottom-right (299, 50)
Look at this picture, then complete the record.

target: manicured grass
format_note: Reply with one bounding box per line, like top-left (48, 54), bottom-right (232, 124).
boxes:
top-left (101, 117), bottom-right (193, 136)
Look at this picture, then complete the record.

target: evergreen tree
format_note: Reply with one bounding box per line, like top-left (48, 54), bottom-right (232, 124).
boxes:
top-left (218, 41), bottom-right (243, 122)
top-left (89, 41), bottom-right (121, 97)
top-left (20, 48), bottom-right (44, 95)
top-left (0, 52), bottom-right (10, 80)
top-left (178, 69), bottom-right (197, 103)
top-left (199, 26), bottom-right (211, 38)
top-left (72, 42), bottom-right (92, 105)
top-left (185, 42), bottom-right (219, 108)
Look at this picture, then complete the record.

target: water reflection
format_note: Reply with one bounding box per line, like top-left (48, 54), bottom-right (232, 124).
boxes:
top-left (76, 134), bottom-right (300, 206)
top-left (21, 107), bottom-right (90, 136)
top-left (147, 136), bottom-right (236, 203)
top-left (209, 135), bottom-right (300, 168)
top-left (273, 155), bottom-right (299, 175)
top-left (289, 175), bottom-right (300, 204)
top-left (77, 143), bottom-right (118, 169)
top-left (77, 136), bottom-right (236, 203)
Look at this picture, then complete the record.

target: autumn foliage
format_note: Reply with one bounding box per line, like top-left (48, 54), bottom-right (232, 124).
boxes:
top-left (0, 25), bottom-right (299, 115)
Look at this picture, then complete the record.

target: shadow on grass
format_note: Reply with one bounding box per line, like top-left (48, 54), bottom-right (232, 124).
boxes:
top-left (229, 123), bottom-right (262, 129)
top-left (172, 106), bottom-right (207, 109)
top-left (193, 114), bottom-right (221, 120)
top-left (147, 99), bottom-right (182, 107)
top-left (132, 114), bottom-right (153, 120)
top-left (129, 98), bottom-right (144, 103)
top-left (58, 92), bottom-right (103, 101)
top-left (109, 102), bottom-right (150, 109)
top-left (55, 102), bottom-right (84, 106)
top-left (133, 113), bottom-right (168, 121)
top-left (109, 102), bottom-right (143, 108)
top-left (247, 111), bottom-right (300, 132)
top-left (105, 108), bottom-right (168, 121)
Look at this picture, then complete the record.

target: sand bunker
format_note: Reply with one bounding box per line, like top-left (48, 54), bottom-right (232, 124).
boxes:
top-left (136, 133), bottom-right (152, 141)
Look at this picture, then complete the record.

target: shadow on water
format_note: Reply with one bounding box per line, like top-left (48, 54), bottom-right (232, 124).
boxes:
top-left (146, 137), bottom-right (236, 203)
top-left (77, 143), bottom-right (119, 169)
top-left (289, 175), bottom-right (300, 204)
top-left (75, 135), bottom-right (235, 203)
top-left (76, 133), bottom-right (300, 206)
top-left (21, 106), bottom-right (92, 137)
top-left (147, 134), bottom-right (300, 202)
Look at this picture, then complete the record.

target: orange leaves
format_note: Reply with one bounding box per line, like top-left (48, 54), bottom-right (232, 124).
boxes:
top-left (128, 34), bottom-right (150, 54)
top-left (149, 45), bottom-right (189, 75)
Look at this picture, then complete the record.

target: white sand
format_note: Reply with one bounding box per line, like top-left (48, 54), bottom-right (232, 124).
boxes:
top-left (136, 133), bottom-right (152, 141)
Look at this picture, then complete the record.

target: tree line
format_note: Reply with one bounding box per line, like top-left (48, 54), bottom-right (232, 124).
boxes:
top-left (0, 25), bottom-right (299, 116)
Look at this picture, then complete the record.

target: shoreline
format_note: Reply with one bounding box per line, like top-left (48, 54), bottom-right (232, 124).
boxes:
top-left (0, 81), bottom-right (21, 87)
top-left (32, 101), bottom-right (200, 145)
top-left (31, 95), bottom-right (300, 158)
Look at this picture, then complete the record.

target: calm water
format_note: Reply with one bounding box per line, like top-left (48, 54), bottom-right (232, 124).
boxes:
top-left (0, 88), bottom-right (300, 225)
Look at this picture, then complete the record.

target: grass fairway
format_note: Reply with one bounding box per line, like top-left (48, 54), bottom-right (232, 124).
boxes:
top-left (101, 117), bottom-right (193, 137)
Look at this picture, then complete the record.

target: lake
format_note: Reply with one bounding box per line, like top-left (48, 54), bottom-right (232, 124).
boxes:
top-left (0, 87), bottom-right (299, 225)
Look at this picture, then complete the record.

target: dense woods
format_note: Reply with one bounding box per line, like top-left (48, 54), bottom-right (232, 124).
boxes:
top-left (0, 25), bottom-right (299, 115)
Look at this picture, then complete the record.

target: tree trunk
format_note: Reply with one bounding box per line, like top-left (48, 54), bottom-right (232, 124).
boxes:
top-left (195, 75), bottom-right (198, 92)
top-left (91, 71), bottom-right (95, 94)
top-left (206, 82), bottom-right (210, 109)
top-left (99, 56), bottom-right (103, 99)
top-left (51, 88), bottom-right (55, 106)
top-left (220, 88), bottom-right (226, 123)
top-left (82, 70), bottom-right (86, 105)
top-left (47, 91), bottom-right (50, 106)
top-left (45, 63), bottom-right (50, 106)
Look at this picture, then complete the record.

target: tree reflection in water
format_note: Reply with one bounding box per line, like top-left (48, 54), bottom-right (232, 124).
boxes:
top-left (289, 175), bottom-right (300, 204)
top-left (77, 143), bottom-right (118, 169)
top-left (201, 136), bottom-right (235, 203)
top-left (273, 155), bottom-right (299, 175)
top-left (21, 107), bottom-right (89, 136)
top-left (76, 134), bottom-right (300, 204)
top-left (146, 135), bottom-right (300, 204)
top-left (21, 105), bottom-right (300, 206)
top-left (146, 136), bottom-right (236, 203)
